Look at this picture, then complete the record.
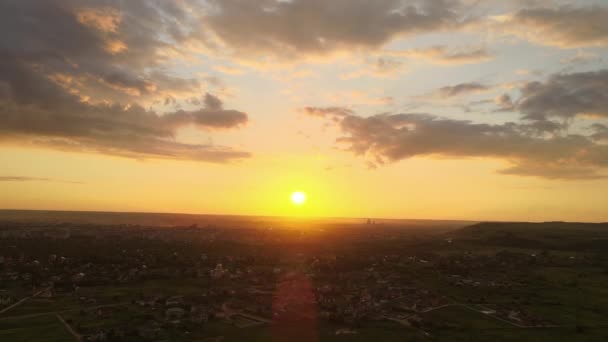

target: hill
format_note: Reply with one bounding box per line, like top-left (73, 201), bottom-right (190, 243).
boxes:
top-left (450, 221), bottom-right (608, 251)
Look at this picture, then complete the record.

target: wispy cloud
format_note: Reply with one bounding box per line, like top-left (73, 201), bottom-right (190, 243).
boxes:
top-left (200, 0), bottom-right (471, 60)
top-left (385, 46), bottom-right (494, 65)
top-left (433, 82), bottom-right (492, 98)
top-left (0, 176), bottom-right (84, 184)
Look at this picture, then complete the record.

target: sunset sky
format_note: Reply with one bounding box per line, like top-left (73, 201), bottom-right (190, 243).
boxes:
top-left (1, 0), bottom-right (608, 221)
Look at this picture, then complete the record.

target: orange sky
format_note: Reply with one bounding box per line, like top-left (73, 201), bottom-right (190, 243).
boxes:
top-left (1, 0), bottom-right (607, 222)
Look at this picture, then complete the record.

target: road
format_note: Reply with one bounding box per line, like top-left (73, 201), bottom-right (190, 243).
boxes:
top-left (0, 287), bottom-right (50, 315)
top-left (56, 313), bottom-right (82, 342)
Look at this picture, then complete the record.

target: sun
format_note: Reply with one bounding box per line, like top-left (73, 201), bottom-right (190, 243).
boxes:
top-left (290, 191), bottom-right (307, 206)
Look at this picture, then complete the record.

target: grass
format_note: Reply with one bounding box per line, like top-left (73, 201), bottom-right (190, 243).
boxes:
top-left (423, 305), bottom-right (511, 330)
top-left (432, 327), bottom-right (608, 342)
top-left (0, 296), bottom-right (80, 317)
top-left (0, 315), bottom-right (75, 342)
top-left (201, 321), bottom-right (426, 342)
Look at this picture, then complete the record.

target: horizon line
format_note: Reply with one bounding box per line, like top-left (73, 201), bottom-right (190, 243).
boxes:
top-left (0, 208), bottom-right (606, 224)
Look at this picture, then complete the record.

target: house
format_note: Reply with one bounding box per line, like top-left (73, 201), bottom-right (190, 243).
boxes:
top-left (165, 296), bottom-right (183, 306)
top-left (0, 296), bottom-right (14, 306)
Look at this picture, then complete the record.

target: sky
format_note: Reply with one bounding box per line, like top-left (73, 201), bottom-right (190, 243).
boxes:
top-left (1, 0), bottom-right (608, 222)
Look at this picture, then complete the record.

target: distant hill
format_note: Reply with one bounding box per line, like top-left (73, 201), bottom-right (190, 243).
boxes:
top-left (0, 209), bottom-right (472, 231)
top-left (451, 221), bottom-right (608, 251)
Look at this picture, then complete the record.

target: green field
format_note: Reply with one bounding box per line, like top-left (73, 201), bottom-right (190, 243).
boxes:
top-left (0, 315), bottom-right (75, 342)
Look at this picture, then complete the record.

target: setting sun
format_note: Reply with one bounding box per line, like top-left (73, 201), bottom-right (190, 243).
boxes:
top-left (290, 191), bottom-right (306, 206)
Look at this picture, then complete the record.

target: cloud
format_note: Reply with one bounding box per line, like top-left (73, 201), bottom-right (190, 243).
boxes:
top-left (413, 82), bottom-right (493, 109)
top-left (341, 57), bottom-right (406, 79)
top-left (173, 94), bottom-right (248, 129)
top-left (435, 82), bottom-right (490, 98)
top-left (0, 0), bottom-right (203, 102)
top-left (0, 176), bottom-right (84, 184)
top-left (0, 0), bottom-right (251, 163)
top-left (387, 46), bottom-right (493, 65)
top-left (303, 69), bottom-right (608, 179)
top-left (494, 93), bottom-right (515, 111)
top-left (201, 0), bottom-right (470, 59)
top-left (303, 107), bottom-right (608, 179)
top-left (494, 5), bottom-right (608, 48)
top-left (514, 69), bottom-right (608, 121)
top-left (0, 57), bottom-right (250, 163)
top-left (591, 123), bottom-right (608, 142)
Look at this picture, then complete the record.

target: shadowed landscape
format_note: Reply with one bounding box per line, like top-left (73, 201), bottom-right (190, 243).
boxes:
top-left (1, 210), bottom-right (608, 341)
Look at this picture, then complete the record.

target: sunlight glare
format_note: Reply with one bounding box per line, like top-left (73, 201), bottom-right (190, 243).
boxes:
top-left (290, 191), bottom-right (306, 205)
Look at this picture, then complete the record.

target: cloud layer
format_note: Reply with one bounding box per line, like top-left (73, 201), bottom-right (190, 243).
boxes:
top-left (435, 82), bottom-right (490, 98)
top-left (497, 6), bottom-right (608, 48)
top-left (2, 0), bottom-right (608, 171)
top-left (304, 108), bottom-right (607, 179)
top-left (202, 0), bottom-right (467, 58)
top-left (0, 0), bottom-right (250, 163)
top-left (0, 57), bottom-right (249, 162)
top-left (303, 69), bottom-right (608, 180)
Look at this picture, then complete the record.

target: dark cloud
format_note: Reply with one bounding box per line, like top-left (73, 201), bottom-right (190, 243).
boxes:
top-left (495, 93), bottom-right (515, 111)
top-left (0, 57), bottom-right (249, 163)
top-left (304, 107), bottom-right (608, 179)
top-left (591, 123), bottom-right (608, 142)
top-left (0, 0), bottom-right (196, 101)
top-left (489, 70), bottom-right (608, 138)
top-left (0, 0), bottom-right (251, 163)
top-left (436, 82), bottom-right (490, 98)
top-left (169, 94), bottom-right (248, 130)
top-left (515, 70), bottom-right (608, 121)
top-left (202, 0), bottom-right (468, 58)
top-left (502, 5), bottom-right (608, 48)
top-left (302, 107), bottom-right (355, 118)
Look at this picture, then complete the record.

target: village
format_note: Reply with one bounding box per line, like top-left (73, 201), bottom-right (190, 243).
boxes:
top-left (2, 221), bottom-right (598, 341)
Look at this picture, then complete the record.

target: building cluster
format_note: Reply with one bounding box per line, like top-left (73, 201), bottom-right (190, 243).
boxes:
top-left (0, 222), bottom-right (592, 339)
